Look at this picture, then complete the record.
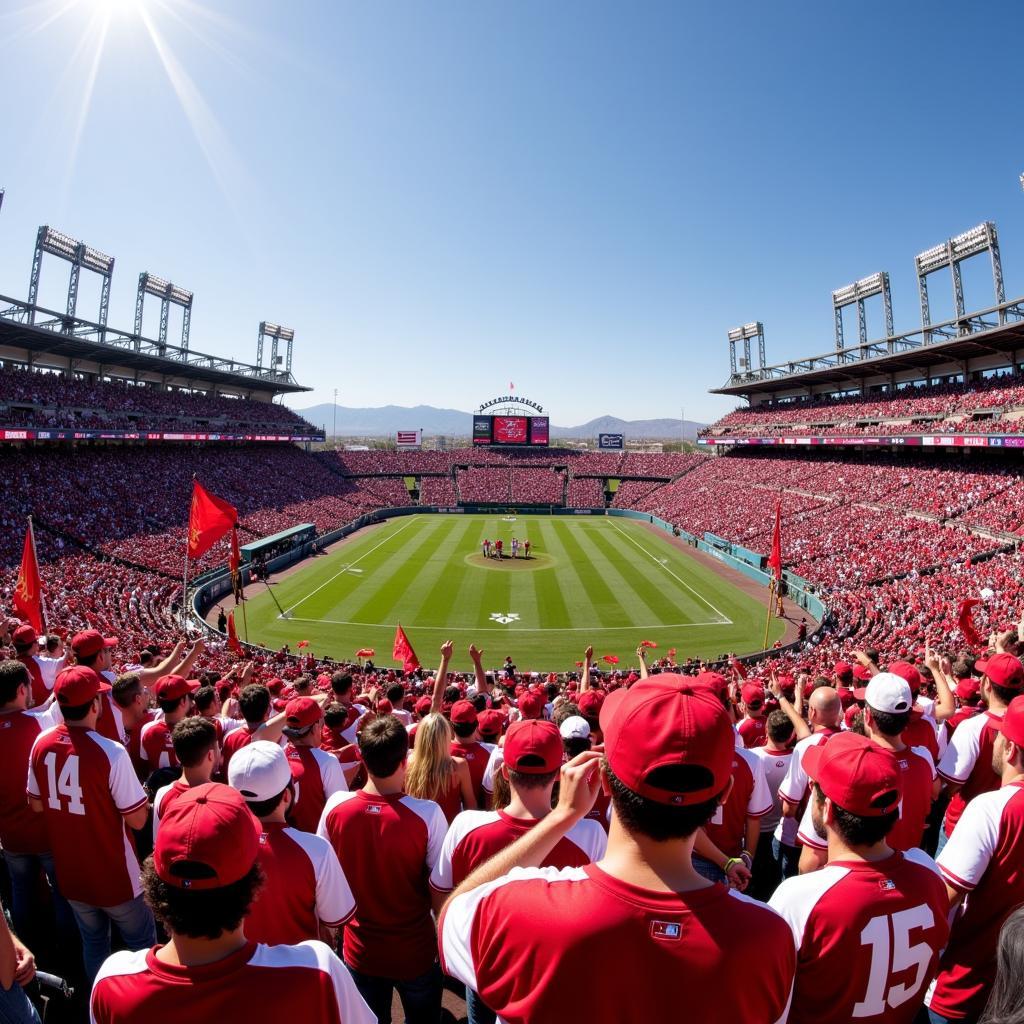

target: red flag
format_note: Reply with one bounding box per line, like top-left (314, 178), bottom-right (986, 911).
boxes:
top-left (226, 611), bottom-right (243, 654)
top-left (13, 523), bottom-right (44, 633)
top-left (297, 640), bottom-right (310, 649)
top-left (356, 647), bottom-right (376, 659)
top-left (188, 481), bottom-right (238, 560)
top-left (228, 526), bottom-right (241, 576)
top-left (766, 502), bottom-right (783, 583)
top-left (957, 598), bottom-right (984, 648)
top-left (602, 654), bottom-right (620, 665)
top-left (392, 623), bottom-right (420, 672)
top-left (640, 639), bottom-right (658, 649)
top-left (667, 647), bottom-right (677, 658)
top-left (730, 657), bottom-right (748, 679)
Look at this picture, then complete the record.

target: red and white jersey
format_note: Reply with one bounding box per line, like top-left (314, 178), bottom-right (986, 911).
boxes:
top-left (94, 693), bottom-right (129, 748)
top-left (937, 710), bottom-right (1003, 837)
top-left (778, 731), bottom-right (834, 806)
top-left (750, 746), bottom-right (798, 846)
top-left (152, 779), bottom-right (191, 840)
top-left (928, 778), bottom-right (1024, 1020)
top-left (769, 850), bottom-right (948, 1024)
top-left (440, 864), bottom-right (795, 1024)
top-left (245, 821), bottom-right (355, 946)
top-left (27, 725), bottom-right (147, 906)
top-left (796, 745), bottom-right (935, 854)
top-left (737, 716), bottom-right (767, 749)
top-left (90, 940), bottom-right (374, 1024)
top-left (222, 724), bottom-right (285, 777)
top-left (703, 745), bottom-right (772, 858)
top-left (450, 740), bottom-right (496, 807)
top-left (286, 744), bottom-right (347, 834)
top-left (139, 720), bottom-right (178, 771)
top-left (202, 714), bottom-right (244, 748)
top-left (481, 746), bottom-right (504, 797)
top-left (22, 654), bottom-right (64, 709)
top-left (0, 706), bottom-right (60, 855)
top-left (316, 790), bottom-right (446, 980)
top-left (429, 809), bottom-right (607, 893)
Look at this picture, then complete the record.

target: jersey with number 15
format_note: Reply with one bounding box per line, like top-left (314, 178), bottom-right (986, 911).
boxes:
top-left (768, 850), bottom-right (949, 1024)
top-left (27, 724), bottom-right (148, 907)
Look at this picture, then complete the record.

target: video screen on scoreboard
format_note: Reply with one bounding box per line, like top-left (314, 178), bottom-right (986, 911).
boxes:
top-left (493, 416), bottom-right (529, 444)
top-left (529, 417), bottom-right (549, 446)
top-left (473, 415), bottom-right (492, 445)
top-left (472, 414), bottom-right (550, 447)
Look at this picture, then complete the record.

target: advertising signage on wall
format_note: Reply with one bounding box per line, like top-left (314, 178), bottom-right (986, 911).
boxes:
top-left (4, 429), bottom-right (325, 443)
top-left (697, 435), bottom-right (1019, 449)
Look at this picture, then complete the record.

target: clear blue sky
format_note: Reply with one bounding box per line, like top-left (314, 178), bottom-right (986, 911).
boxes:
top-left (2, 0), bottom-right (1023, 425)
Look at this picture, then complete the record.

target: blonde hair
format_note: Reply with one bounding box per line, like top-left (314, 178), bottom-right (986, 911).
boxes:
top-left (405, 713), bottom-right (456, 803)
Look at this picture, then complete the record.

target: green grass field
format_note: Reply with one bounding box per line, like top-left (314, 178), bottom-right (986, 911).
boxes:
top-left (235, 514), bottom-right (785, 671)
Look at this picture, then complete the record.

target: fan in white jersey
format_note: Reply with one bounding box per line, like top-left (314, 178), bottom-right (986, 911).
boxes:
top-left (90, 783), bottom-right (373, 1024)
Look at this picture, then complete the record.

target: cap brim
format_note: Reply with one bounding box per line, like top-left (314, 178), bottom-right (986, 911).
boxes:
top-left (103, 637), bottom-right (119, 648)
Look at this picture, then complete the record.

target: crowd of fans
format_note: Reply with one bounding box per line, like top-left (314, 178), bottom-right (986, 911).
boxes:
top-left (0, 364), bottom-right (319, 435)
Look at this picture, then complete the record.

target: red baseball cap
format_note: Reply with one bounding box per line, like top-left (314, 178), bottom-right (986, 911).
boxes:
top-left (153, 675), bottom-right (195, 702)
top-left (803, 733), bottom-right (902, 817)
top-left (154, 783), bottom-right (261, 890)
top-left (741, 683), bottom-right (765, 707)
top-left (477, 709), bottom-right (504, 741)
top-left (999, 695), bottom-right (1024, 747)
top-left (53, 665), bottom-right (110, 706)
top-left (71, 630), bottom-right (118, 659)
top-left (576, 690), bottom-right (604, 718)
top-left (692, 670), bottom-right (729, 702)
top-left (414, 696), bottom-right (432, 716)
top-left (285, 697), bottom-right (322, 730)
top-left (451, 700), bottom-right (478, 725)
top-left (503, 720), bottom-right (563, 774)
top-left (853, 664), bottom-right (872, 683)
top-left (977, 653), bottom-right (1024, 691)
top-left (887, 661), bottom-right (922, 695)
top-left (955, 677), bottom-right (981, 702)
top-left (599, 674), bottom-right (734, 806)
top-left (518, 691), bottom-right (545, 720)
top-left (12, 624), bottom-right (38, 648)
top-left (834, 661), bottom-right (853, 684)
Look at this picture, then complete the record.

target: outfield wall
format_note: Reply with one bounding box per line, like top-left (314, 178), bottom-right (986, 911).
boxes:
top-left (191, 505), bottom-right (828, 665)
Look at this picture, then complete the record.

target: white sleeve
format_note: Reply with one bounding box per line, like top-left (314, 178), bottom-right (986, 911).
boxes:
top-left (745, 753), bottom-right (773, 817)
top-left (911, 746), bottom-right (937, 780)
top-left (426, 802), bottom-right (448, 871)
top-left (482, 746), bottom-right (503, 795)
top-left (429, 818), bottom-right (460, 893)
top-left (778, 741), bottom-right (810, 805)
top-left (318, 749), bottom-right (348, 797)
top-left (25, 705), bottom-right (62, 731)
top-left (568, 818), bottom-right (608, 862)
top-left (107, 744), bottom-right (147, 813)
top-left (937, 718), bottom-right (981, 784)
top-left (936, 790), bottom-right (1003, 891)
top-left (796, 800), bottom-right (826, 850)
top-left (295, 941), bottom-right (376, 1024)
top-left (26, 733), bottom-right (44, 799)
top-left (35, 655), bottom-right (64, 690)
top-left (311, 838), bottom-right (356, 928)
top-left (152, 786), bottom-right (168, 841)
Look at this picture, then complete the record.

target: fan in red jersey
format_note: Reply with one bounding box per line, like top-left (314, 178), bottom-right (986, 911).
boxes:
top-left (737, 682), bottom-right (768, 748)
top-left (138, 675), bottom-right (197, 772)
top-left (282, 697), bottom-right (348, 833)
top-left (90, 784), bottom-right (374, 1024)
top-left (151, 717), bottom-right (218, 840)
top-left (27, 666), bottom-right (155, 982)
top-left (438, 675), bottom-right (796, 1024)
top-left (769, 732), bottom-right (949, 1024)
top-left (928, 695), bottom-right (1024, 1022)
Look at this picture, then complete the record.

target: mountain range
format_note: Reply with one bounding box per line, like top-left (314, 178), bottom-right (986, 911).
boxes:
top-left (292, 404), bottom-right (705, 441)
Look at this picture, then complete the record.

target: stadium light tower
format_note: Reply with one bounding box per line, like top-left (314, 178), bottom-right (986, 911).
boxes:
top-left (727, 322), bottom-right (765, 376)
top-left (915, 222), bottom-right (1005, 334)
top-left (27, 226), bottom-right (115, 330)
top-left (257, 321), bottom-right (295, 375)
top-left (134, 272), bottom-right (194, 355)
top-left (832, 272), bottom-right (893, 354)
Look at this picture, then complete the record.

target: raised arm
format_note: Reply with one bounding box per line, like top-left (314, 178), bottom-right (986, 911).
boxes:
top-left (431, 640), bottom-right (454, 714)
top-left (469, 644), bottom-right (490, 694)
top-left (769, 673), bottom-right (810, 741)
top-left (924, 643), bottom-right (956, 723)
top-left (636, 646), bottom-right (649, 680)
top-left (136, 639), bottom-right (187, 685)
top-left (580, 646), bottom-right (593, 691)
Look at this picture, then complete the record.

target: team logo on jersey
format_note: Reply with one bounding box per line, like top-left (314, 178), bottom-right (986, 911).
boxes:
top-left (775, 760), bottom-right (786, 768)
top-left (366, 804), bottom-right (383, 814)
top-left (650, 921), bottom-right (682, 941)
top-left (878, 879), bottom-right (896, 891)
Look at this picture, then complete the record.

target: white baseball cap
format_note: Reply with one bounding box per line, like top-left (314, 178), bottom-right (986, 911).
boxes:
top-left (864, 672), bottom-right (913, 714)
top-left (228, 741), bottom-right (292, 802)
top-left (559, 715), bottom-right (591, 741)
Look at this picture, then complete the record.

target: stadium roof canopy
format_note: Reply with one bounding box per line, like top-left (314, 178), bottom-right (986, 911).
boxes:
top-left (0, 293), bottom-right (309, 396)
top-left (712, 296), bottom-right (1024, 402)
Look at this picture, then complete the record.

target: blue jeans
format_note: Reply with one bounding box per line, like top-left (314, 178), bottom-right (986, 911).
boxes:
top-left (67, 895), bottom-right (155, 983)
top-left (2, 851), bottom-right (76, 952)
top-left (935, 826), bottom-right (950, 858)
top-left (467, 987), bottom-right (496, 1024)
top-left (0, 982), bottom-right (39, 1024)
top-left (691, 856), bottom-right (727, 884)
top-left (346, 962), bottom-right (442, 1024)
top-left (773, 838), bottom-right (801, 881)
top-left (924, 1009), bottom-right (955, 1024)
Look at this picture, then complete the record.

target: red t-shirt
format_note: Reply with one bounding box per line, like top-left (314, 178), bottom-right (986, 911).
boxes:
top-left (887, 746), bottom-right (936, 853)
top-left (930, 779), bottom-right (1024, 1020)
top-left (937, 711), bottom-right (1002, 837)
top-left (440, 864), bottom-right (796, 1024)
top-left (286, 745), bottom-right (347, 834)
top-left (245, 822), bottom-right (355, 946)
top-left (127, 710), bottom-right (155, 778)
top-left (316, 790), bottom-right (446, 980)
top-left (429, 810), bottom-right (607, 893)
top-left (222, 725), bottom-right (284, 777)
top-left (703, 746), bottom-right (772, 858)
top-left (140, 720), bottom-right (178, 771)
top-left (450, 740), bottom-right (495, 807)
top-left (0, 707), bottom-right (59, 854)
top-left (903, 711), bottom-right (938, 763)
top-left (90, 941), bottom-right (375, 1024)
top-left (27, 725), bottom-right (147, 906)
top-left (737, 716), bottom-right (767, 749)
top-left (769, 850), bottom-right (949, 1024)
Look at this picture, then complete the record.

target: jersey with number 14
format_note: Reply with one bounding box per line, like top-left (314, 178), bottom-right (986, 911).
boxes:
top-left (768, 850), bottom-right (949, 1024)
top-left (27, 724), bottom-right (148, 907)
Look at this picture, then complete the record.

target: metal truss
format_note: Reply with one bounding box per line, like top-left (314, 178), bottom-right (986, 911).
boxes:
top-left (135, 272), bottom-right (194, 354)
top-left (26, 226), bottom-right (114, 331)
top-left (832, 272), bottom-right (893, 355)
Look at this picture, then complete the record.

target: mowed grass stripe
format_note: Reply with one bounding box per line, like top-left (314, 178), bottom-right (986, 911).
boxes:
top-left (551, 518), bottom-right (628, 628)
top-left (535, 519), bottom-right (600, 628)
top-left (404, 517), bottom-right (479, 627)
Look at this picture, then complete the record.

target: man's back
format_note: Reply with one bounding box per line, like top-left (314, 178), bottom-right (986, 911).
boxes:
top-left (886, 746), bottom-right (935, 852)
top-left (937, 710), bottom-right (1002, 835)
top-left (317, 790), bottom-right (445, 981)
top-left (0, 708), bottom-right (55, 854)
top-left (439, 863), bottom-right (795, 1024)
top-left (768, 850), bottom-right (948, 1024)
top-left (450, 740), bottom-right (494, 806)
top-left (90, 940), bottom-right (373, 1024)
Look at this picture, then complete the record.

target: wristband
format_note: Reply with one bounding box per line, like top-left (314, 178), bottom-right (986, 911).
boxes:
top-left (722, 857), bottom-right (741, 875)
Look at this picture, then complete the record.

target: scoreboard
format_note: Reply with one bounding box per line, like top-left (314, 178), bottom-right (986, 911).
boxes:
top-left (473, 415), bottom-right (549, 447)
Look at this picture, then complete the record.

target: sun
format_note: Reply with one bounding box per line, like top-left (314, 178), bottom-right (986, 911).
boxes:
top-left (91, 0), bottom-right (145, 15)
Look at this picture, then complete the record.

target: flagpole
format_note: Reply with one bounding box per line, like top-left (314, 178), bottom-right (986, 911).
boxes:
top-left (763, 578), bottom-right (775, 650)
top-left (28, 516), bottom-right (47, 633)
top-left (183, 475), bottom-right (195, 630)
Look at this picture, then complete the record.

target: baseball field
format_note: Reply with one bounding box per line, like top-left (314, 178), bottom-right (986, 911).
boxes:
top-left (234, 513), bottom-right (785, 671)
